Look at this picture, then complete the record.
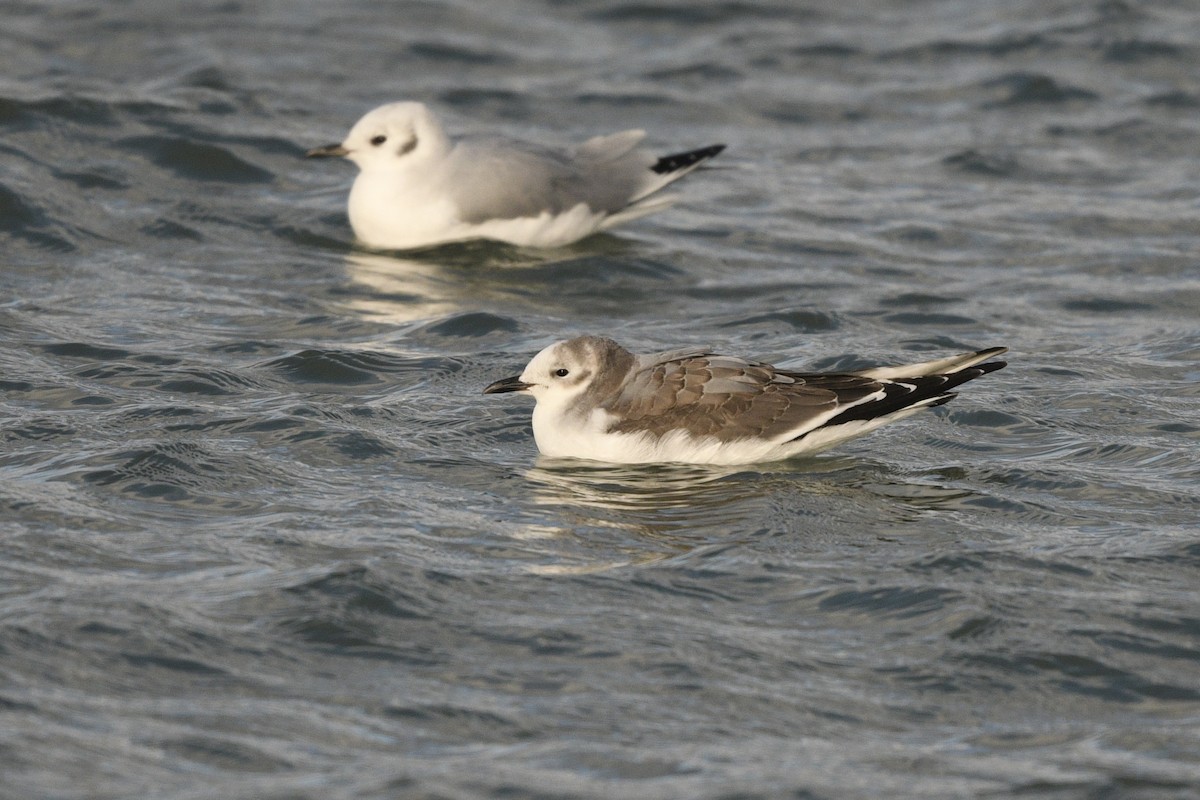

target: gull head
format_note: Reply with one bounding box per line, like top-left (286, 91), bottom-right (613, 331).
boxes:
top-left (305, 101), bottom-right (450, 170)
top-left (484, 336), bottom-right (636, 412)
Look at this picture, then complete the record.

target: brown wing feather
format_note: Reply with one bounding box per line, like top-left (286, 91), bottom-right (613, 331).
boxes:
top-left (604, 355), bottom-right (887, 442)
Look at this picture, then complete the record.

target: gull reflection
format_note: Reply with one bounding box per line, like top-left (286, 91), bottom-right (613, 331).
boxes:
top-left (523, 454), bottom-right (867, 514)
top-left (337, 237), bottom-right (638, 324)
top-left (511, 459), bottom-right (764, 574)
top-left (510, 455), bottom-right (879, 574)
top-left (339, 250), bottom-right (469, 323)
top-left (474, 452), bottom-right (1002, 575)
top-left (525, 458), bottom-right (746, 514)
top-left (504, 452), bottom-right (1009, 574)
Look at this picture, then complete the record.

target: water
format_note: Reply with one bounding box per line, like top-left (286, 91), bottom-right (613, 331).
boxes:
top-left (3, 1), bottom-right (1199, 798)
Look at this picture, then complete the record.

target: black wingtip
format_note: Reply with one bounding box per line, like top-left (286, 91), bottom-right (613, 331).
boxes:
top-left (798, 357), bottom-right (1008, 438)
top-left (651, 144), bottom-right (726, 175)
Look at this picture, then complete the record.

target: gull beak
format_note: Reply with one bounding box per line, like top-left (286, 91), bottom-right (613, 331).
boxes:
top-left (305, 143), bottom-right (350, 158)
top-left (483, 376), bottom-right (533, 394)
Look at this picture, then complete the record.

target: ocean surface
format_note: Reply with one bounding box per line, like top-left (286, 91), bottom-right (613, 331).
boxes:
top-left (3, 1), bottom-right (1199, 798)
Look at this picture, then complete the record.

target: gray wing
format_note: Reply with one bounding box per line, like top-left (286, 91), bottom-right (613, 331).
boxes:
top-left (603, 354), bottom-right (885, 442)
top-left (444, 134), bottom-right (652, 223)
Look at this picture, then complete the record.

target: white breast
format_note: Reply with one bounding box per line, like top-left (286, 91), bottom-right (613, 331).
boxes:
top-left (347, 170), bottom-right (460, 250)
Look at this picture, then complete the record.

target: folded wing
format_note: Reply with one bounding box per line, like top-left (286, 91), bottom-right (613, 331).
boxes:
top-left (603, 349), bottom-right (1007, 444)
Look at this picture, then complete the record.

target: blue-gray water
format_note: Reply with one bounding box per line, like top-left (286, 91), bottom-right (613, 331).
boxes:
top-left (3, 2), bottom-right (1199, 798)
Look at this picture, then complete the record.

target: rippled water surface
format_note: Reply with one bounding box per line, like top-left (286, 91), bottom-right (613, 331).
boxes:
top-left (3, 2), bottom-right (1200, 798)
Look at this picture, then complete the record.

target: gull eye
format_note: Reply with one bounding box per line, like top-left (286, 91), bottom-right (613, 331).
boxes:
top-left (553, 368), bottom-right (570, 378)
top-left (370, 135), bottom-right (387, 146)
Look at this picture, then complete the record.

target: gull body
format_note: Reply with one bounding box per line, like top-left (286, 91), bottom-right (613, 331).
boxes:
top-left (484, 336), bottom-right (1008, 466)
top-left (306, 102), bottom-right (724, 250)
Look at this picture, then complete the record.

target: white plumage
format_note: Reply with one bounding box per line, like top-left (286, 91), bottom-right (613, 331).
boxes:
top-left (307, 102), bottom-right (724, 250)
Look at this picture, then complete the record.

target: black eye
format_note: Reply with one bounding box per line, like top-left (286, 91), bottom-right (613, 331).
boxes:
top-left (553, 368), bottom-right (569, 378)
top-left (370, 135), bottom-right (387, 146)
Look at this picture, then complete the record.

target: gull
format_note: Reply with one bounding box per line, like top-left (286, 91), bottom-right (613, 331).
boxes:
top-left (483, 336), bottom-right (1008, 465)
top-left (306, 101), bottom-right (724, 250)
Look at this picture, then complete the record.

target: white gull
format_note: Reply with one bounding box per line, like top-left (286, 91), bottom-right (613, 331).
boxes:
top-left (306, 101), bottom-right (724, 250)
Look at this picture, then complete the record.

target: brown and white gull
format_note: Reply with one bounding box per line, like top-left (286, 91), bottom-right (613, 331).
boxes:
top-left (484, 336), bottom-right (1008, 465)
